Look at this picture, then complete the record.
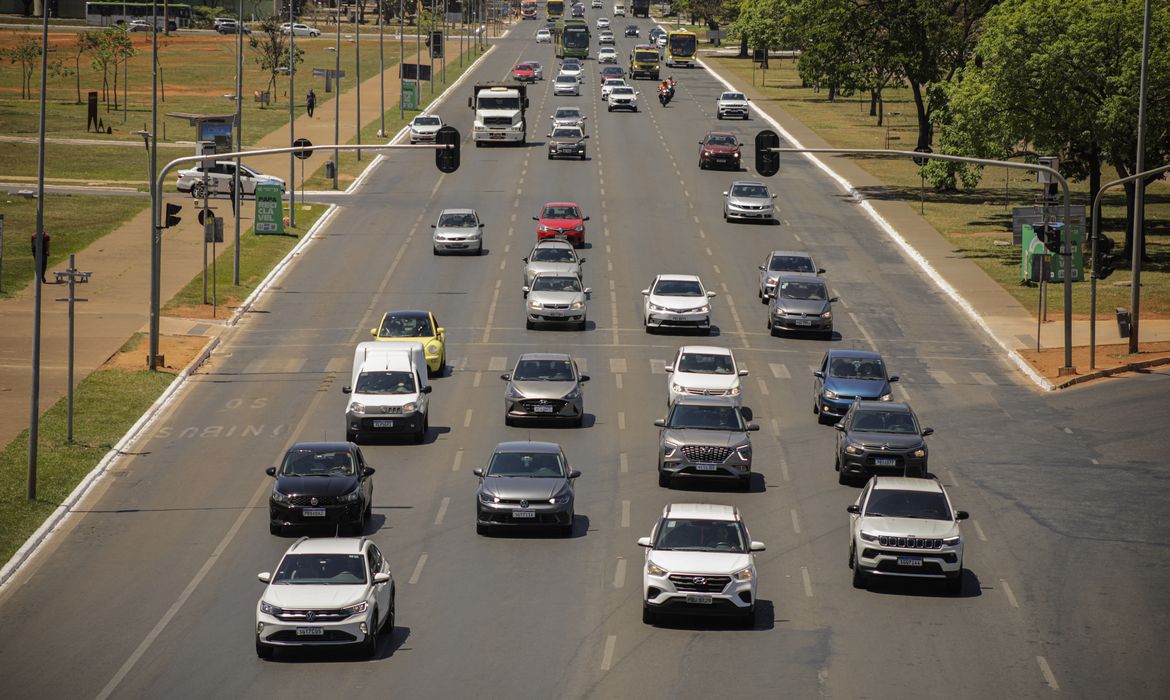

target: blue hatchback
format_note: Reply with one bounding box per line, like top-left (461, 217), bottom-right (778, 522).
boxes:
top-left (812, 349), bottom-right (899, 424)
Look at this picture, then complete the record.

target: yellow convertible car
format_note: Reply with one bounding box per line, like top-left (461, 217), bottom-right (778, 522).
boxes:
top-left (370, 309), bottom-right (446, 376)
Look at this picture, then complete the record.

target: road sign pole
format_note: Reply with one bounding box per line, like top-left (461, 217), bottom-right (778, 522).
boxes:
top-left (233, 0), bottom-right (243, 286)
top-left (335, 0), bottom-right (342, 190)
top-left (288, 0), bottom-right (296, 228)
top-left (55, 255), bottom-right (91, 443)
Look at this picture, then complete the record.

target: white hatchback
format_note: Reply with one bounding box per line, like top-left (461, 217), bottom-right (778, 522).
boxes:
top-left (666, 345), bottom-right (748, 406)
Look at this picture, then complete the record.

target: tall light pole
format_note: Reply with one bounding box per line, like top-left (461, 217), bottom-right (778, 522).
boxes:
top-left (232, 0), bottom-right (243, 285)
top-left (287, 0), bottom-right (296, 227)
top-left (28, 0), bottom-right (52, 500)
top-left (334, 0), bottom-right (341, 189)
top-left (149, 0), bottom-right (161, 370)
top-left (398, 0), bottom-right (404, 121)
top-left (1128, 0), bottom-right (1152, 354)
top-left (378, 0), bottom-right (385, 137)
top-left (356, 3), bottom-right (362, 162)
top-left (429, 0), bottom-right (435, 94)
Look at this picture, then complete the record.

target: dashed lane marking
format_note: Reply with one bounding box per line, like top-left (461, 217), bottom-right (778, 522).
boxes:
top-left (617, 412), bottom-right (626, 430)
top-left (770, 363), bottom-right (790, 379)
top-left (757, 378), bottom-right (769, 396)
top-left (600, 635), bottom-right (617, 671)
top-left (434, 497), bottom-right (450, 525)
top-left (408, 553), bottom-right (428, 585)
top-left (488, 356), bottom-right (507, 372)
top-left (801, 566), bottom-right (814, 597)
top-left (1001, 579), bottom-right (1020, 609)
top-left (1037, 656), bottom-right (1060, 691)
top-left (791, 509), bottom-right (801, 534)
top-left (463, 409), bottom-right (473, 428)
top-left (972, 519), bottom-right (988, 541)
top-left (613, 558), bottom-right (627, 588)
top-left (620, 452), bottom-right (628, 473)
top-left (621, 500), bottom-right (630, 528)
top-left (473, 370), bottom-right (482, 388)
top-left (451, 450), bottom-right (463, 472)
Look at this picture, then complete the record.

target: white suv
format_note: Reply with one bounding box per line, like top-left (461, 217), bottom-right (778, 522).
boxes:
top-left (638, 503), bottom-right (765, 626)
top-left (255, 537), bottom-right (395, 658)
top-left (847, 476), bottom-right (968, 594)
top-left (665, 345), bottom-right (747, 406)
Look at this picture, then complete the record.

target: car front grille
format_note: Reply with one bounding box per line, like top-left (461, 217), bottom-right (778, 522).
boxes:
top-left (680, 445), bottom-right (733, 463)
top-left (484, 116), bottom-right (513, 126)
top-left (268, 629), bottom-right (357, 642)
top-left (541, 303), bottom-right (571, 309)
top-left (877, 536), bottom-right (943, 549)
top-left (519, 399), bottom-right (568, 412)
top-left (684, 387), bottom-right (731, 396)
top-left (362, 405), bottom-right (403, 414)
top-left (669, 574), bottom-right (731, 592)
top-left (287, 495), bottom-right (345, 506)
top-left (273, 608), bottom-right (353, 622)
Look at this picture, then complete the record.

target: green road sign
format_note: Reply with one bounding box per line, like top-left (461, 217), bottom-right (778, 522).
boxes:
top-left (403, 80), bottom-right (419, 111)
top-left (1021, 223), bottom-right (1084, 282)
top-left (254, 183), bottom-right (284, 235)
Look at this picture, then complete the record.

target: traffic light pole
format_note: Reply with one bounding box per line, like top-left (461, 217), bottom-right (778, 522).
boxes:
top-left (1087, 161), bottom-right (1170, 369)
top-left (146, 141), bottom-right (457, 370)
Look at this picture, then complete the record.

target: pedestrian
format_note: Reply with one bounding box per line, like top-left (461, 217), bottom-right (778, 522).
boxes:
top-left (30, 232), bottom-right (51, 283)
top-left (306, 88), bottom-right (317, 118)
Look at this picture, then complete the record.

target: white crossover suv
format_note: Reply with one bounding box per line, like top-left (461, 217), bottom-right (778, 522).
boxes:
top-left (847, 476), bottom-right (968, 594)
top-left (255, 537), bottom-right (395, 659)
top-left (639, 503), bottom-right (765, 626)
top-left (665, 345), bottom-right (748, 406)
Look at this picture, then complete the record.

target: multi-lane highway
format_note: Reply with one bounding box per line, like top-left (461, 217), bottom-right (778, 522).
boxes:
top-left (2, 11), bottom-right (1169, 699)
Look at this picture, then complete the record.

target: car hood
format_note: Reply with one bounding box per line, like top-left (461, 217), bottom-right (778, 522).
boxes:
top-left (824, 377), bottom-right (891, 399)
top-left (528, 290), bottom-right (586, 305)
top-left (649, 294), bottom-right (708, 311)
top-left (719, 98), bottom-right (748, 107)
top-left (662, 428), bottom-right (747, 448)
top-left (539, 218), bottom-right (585, 230)
top-left (648, 551), bottom-right (751, 575)
top-left (261, 584), bottom-right (367, 610)
top-left (848, 431), bottom-right (924, 450)
top-left (552, 118), bottom-right (584, 127)
top-left (478, 108), bottom-right (521, 118)
top-left (511, 380), bottom-right (578, 399)
top-left (672, 372), bottom-right (739, 392)
top-left (702, 145), bottom-right (740, 154)
top-left (858, 516), bottom-right (959, 539)
top-left (350, 391), bottom-right (420, 408)
top-left (526, 261), bottom-right (579, 280)
top-left (549, 136), bottom-right (585, 145)
top-left (434, 225), bottom-right (481, 237)
top-left (480, 476), bottom-right (569, 501)
top-left (412, 124), bottom-right (442, 133)
top-left (727, 195), bottom-right (771, 207)
top-left (771, 298), bottom-right (830, 315)
top-left (274, 475), bottom-right (360, 497)
top-left (609, 92), bottom-right (637, 100)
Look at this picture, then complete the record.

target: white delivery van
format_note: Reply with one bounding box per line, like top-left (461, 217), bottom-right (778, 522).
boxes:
top-left (343, 341), bottom-right (431, 443)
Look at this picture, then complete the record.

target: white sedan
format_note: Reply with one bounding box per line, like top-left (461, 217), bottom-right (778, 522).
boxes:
top-left (176, 161), bottom-right (285, 199)
top-left (596, 16), bottom-right (610, 29)
top-left (642, 274), bottom-right (716, 333)
top-left (408, 114), bottom-right (443, 143)
top-left (598, 47), bottom-right (617, 63)
top-left (280, 22), bottom-right (321, 37)
top-left (558, 61), bottom-right (584, 82)
top-left (665, 345), bottom-right (747, 405)
top-left (606, 85), bottom-right (639, 111)
top-left (536, 28), bottom-right (552, 43)
top-left (554, 74), bottom-right (581, 96)
top-left (600, 78), bottom-right (626, 101)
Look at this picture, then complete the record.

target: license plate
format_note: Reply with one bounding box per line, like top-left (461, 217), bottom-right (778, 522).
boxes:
top-left (897, 557), bottom-right (924, 567)
top-left (303, 508), bottom-right (326, 517)
top-left (875, 457), bottom-right (897, 466)
top-left (296, 627), bottom-right (324, 636)
top-left (685, 594), bottom-right (713, 604)
top-left (372, 420), bottom-right (394, 428)
top-left (533, 405), bottom-right (554, 413)
top-left (795, 320), bottom-right (813, 326)
top-left (695, 463), bottom-right (719, 471)
top-left (490, 133), bottom-right (505, 140)
top-left (512, 510), bottom-right (536, 518)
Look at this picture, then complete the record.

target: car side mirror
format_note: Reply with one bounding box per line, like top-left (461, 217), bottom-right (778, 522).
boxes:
top-left (479, 222), bottom-right (485, 227)
top-left (758, 265), bottom-right (765, 271)
top-left (579, 258), bottom-right (587, 263)
top-left (521, 256), bottom-right (529, 263)
top-left (653, 418), bottom-right (665, 427)
top-left (664, 365), bottom-right (674, 373)
top-left (707, 291), bottom-right (717, 298)
top-left (738, 369), bottom-right (749, 376)
top-left (846, 504), bottom-right (860, 515)
top-left (771, 193), bottom-right (777, 198)
top-left (373, 572), bottom-right (391, 584)
top-left (257, 572), bottom-right (272, 583)
top-left (954, 510), bottom-right (971, 521)
top-left (546, 133), bottom-right (552, 138)
top-left (532, 216), bottom-right (539, 220)
top-left (569, 469), bottom-right (581, 479)
top-left (583, 216), bottom-right (590, 221)
top-left (522, 286), bottom-right (530, 297)
top-left (472, 468), bottom-right (484, 477)
top-left (746, 423), bottom-right (760, 432)
top-left (834, 423), bottom-right (846, 431)
top-left (369, 328), bottom-right (378, 336)
top-left (422, 385), bottom-right (433, 394)
top-left (342, 386), bottom-right (351, 394)
top-left (722, 191), bottom-right (728, 196)
top-left (829, 297), bottom-right (839, 303)
top-left (362, 467), bottom-right (376, 477)
top-left (580, 374), bottom-right (590, 382)
top-left (584, 288), bottom-right (592, 298)
top-left (584, 134), bottom-right (590, 139)
top-left (430, 224), bottom-right (436, 228)
top-left (265, 467), bottom-right (276, 477)
top-left (749, 541), bottom-right (766, 552)
top-left (500, 373), bottom-right (510, 381)
top-left (889, 376), bottom-right (900, 382)
top-left (739, 406), bottom-right (754, 422)
top-left (922, 427), bottom-right (934, 437)
top-left (641, 289), bottom-right (650, 295)
top-left (637, 536), bottom-right (652, 547)
top-left (817, 268), bottom-right (826, 274)
top-left (813, 370), bottom-right (824, 378)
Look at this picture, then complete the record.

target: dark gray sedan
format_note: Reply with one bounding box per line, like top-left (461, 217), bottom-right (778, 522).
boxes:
top-left (767, 273), bottom-right (836, 338)
top-left (474, 441), bottom-right (580, 535)
top-left (834, 401), bottom-right (932, 485)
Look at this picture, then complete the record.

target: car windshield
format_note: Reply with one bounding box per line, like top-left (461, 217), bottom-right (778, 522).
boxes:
top-left (779, 280), bottom-right (827, 301)
top-left (635, 50), bottom-right (659, 62)
top-left (677, 353), bottom-right (734, 375)
top-left (605, 79), bottom-right (625, 86)
top-left (864, 489), bottom-right (952, 520)
top-left (556, 76), bottom-right (576, 84)
top-left (654, 279), bottom-right (703, 296)
top-left (555, 108), bottom-right (580, 119)
top-left (768, 255), bottom-right (815, 272)
top-left (486, 451), bottom-right (567, 477)
top-left (705, 135), bottom-right (738, 147)
top-left (513, 359), bottom-right (575, 381)
top-left (354, 370), bottom-right (416, 395)
top-left (413, 116), bottom-right (440, 126)
top-left (515, 63), bottom-right (533, 71)
top-left (478, 97), bottom-right (519, 109)
top-left (552, 128), bottom-right (582, 139)
top-left (532, 275), bottom-right (582, 292)
top-left (654, 518), bottom-right (747, 552)
top-left (851, 410), bottom-right (918, 434)
top-left (731, 184), bottom-right (769, 198)
top-left (273, 554), bottom-right (367, 585)
top-left (611, 87), bottom-right (634, 95)
top-left (280, 448), bottom-right (356, 476)
top-left (828, 357), bottom-right (886, 380)
top-left (377, 314), bottom-right (434, 337)
top-left (721, 92), bottom-right (745, 101)
top-left (667, 404), bottom-right (743, 430)
top-left (531, 247), bottom-right (575, 262)
top-left (542, 205), bottom-right (581, 219)
top-left (438, 212), bottom-right (477, 227)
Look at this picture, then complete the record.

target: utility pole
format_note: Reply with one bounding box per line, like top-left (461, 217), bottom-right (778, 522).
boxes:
top-left (1129, 0), bottom-right (1152, 354)
top-left (29, 0), bottom-right (51, 500)
top-left (379, 0), bottom-right (385, 136)
top-left (288, 0), bottom-right (297, 227)
top-left (334, 0), bottom-right (342, 190)
top-left (399, 0), bottom-right (404, 121)
top-left (149, 0), bottom-right (161, 370)
top-left (356, 1), bottom-right (362, 162)
top-left (54, 256), bottom-right (91, 443)
top-left (233, 0), bottom-right (243, 285)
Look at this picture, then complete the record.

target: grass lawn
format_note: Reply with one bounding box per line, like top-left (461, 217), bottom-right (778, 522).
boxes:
top-left (0, 366), bottom-right (176, 565)
top-left (710, 55), bottom-right (1170, 318)
top-left (0, 192), bottom-right (149, 298)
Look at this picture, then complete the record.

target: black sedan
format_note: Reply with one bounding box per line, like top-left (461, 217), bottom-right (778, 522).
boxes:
top-left (834, 402), bottom-right (932, 485)
top-left (624, 24), bottom-right (639, 37)
top-left (266, 442), bottom-right (375, 535)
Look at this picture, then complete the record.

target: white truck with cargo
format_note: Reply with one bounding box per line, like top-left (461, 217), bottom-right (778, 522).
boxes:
top-left (468, 82), bottom-right (530, 146)
top-left (342, 342), bottom-right (431, 443)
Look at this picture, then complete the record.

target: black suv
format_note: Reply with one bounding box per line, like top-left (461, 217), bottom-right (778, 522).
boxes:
top-left (834, 402), bottom-right (932, 484)
top-left (266, 442), bottom-right (375, 535)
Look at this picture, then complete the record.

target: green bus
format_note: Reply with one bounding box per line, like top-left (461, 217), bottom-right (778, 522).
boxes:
top-left (556, 18), bottom-right (590, 60)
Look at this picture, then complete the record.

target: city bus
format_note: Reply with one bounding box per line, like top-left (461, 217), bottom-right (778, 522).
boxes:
top-left (546, 0), bottom-right (564, 19)
top-left (84, 2), bottom-right (192, 27)
top-left (556, 18), bottom-right (589, 59)
top-left (521, 1), bottom-right (537, 19)
top-left (665, 29), bottom-right (697, 68)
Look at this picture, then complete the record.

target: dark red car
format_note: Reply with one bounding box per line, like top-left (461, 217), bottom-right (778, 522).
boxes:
top-left (533, 202), bottom-right (589, 248)
top-left (512, 62), bottom-right (537, 82)
top-left (698, 131), bottom-right (743, 170)
top-left (599, 66), bottom-right (624, 84)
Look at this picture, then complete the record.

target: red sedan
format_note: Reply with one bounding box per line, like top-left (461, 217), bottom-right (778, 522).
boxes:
top-left (533, 202), bottom-right (589, 248)
top-left (512, 62), bottom-right (537, 83)
top-left (698, 131), bottom-right (743, 170)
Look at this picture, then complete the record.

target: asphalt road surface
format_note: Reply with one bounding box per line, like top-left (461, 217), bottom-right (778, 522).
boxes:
top-left (2, 14), bottom-right (1168, 700)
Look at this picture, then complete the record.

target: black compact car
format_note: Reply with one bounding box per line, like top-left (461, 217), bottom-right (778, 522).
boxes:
top-left (266, 442), bottom-right (375, 535)
top-left (834, 401), bottom-right (932, 484)
top-left (624, 24), bottom-right (639, 37)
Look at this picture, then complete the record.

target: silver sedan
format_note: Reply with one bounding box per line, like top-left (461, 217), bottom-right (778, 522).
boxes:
top-left (501, 353), bottom-right (589, 427)
top-left (723, 180), bottom-right (776, 223)
top-left (431, 208), bottom-right (484, 255)
top-left (524, 273), bottom-right (591, 330)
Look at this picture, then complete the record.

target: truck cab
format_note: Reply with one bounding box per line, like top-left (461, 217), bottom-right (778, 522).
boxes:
top-left (629, 44), bottom-right (661, 80)
top-left (468, 83), bottom-right (530, 145)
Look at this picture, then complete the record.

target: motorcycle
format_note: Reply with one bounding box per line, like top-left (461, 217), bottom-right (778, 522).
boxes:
top-left (658, 84), bottom-right (675, 106)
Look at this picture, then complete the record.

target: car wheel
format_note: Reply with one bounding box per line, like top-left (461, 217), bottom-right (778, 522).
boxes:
top-left (360, 609), bottom-right (379, 658)
top-left (526, 319), bottom-right (535, 330)
top-left (346, 429), bottom-right (359, 443)
top-left (560, 520), bottom-right (574, 537)
top-left (433, 246), bottom-right (441, 255)
top-left (191, 181), bottom-right (207, 199)
top-left (851, 551), bottom-right (867, 590)
top-left (946, 572), bottom-right (963, 596)
top-left (385, 593), bottom-right (395, 633)
top-left (548, 152), bottom-right (553, 160)
top-left (607, 105), bottom-right (613, 112)
top-left (477, 243), bottom-right (484, 255)
top-left (642, 605), bottom-right (657, 625)
top-left (438, 351), bottom-right (447, 375)
top-left (476, 521), bottom-right (489, 535)
top-left (739, 475), bottom-right (751, 491)
top-left (837, 462), bottom-right (850, 486)
top-left (723, 209), bottom-right (729, 222)
top-left (658, 469), bottom-right (670, 487)
top-left (256, 636), bottom-right (274, 659)
top-left (505, 415), bottom-right (515, 427)
top-left (572, 414), bottom-right (584, 428)
top-left (698, 158), bottom-right (705, 169)
top-left (269, 521), bottom-right (282, 536)
top-left (577, 318), bottom-right (587, 331)
top-left (413, 419), bottom-right (427, 444)
top-left (716, 113), bottom-right (723, 120)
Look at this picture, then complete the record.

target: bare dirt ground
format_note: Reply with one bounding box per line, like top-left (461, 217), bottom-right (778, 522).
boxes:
top-left (102, 334), bottom-right (209, 373)
top-left (1019, 340), bottom-right (1170, 383)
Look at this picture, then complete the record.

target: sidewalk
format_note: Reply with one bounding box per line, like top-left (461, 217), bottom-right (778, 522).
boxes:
top-left (0, 43), bottom-right (465, 449)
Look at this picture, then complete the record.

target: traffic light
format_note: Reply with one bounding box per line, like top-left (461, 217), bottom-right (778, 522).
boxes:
top-left (164, 202), bottom-right (182, 228)
top-left (754, 129), bottom-right (780, 177)
top-left (1094, 235), bottom-right (1117, 280)
top-left (1036, 223), bottom-right (1062, 254)
top-left (435, 125), bottom-right (461, 174)
top-left (431, 31), bottom-right (444, 58)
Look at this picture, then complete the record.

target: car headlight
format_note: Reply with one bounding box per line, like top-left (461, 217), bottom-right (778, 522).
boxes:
top-left (913, 448), bottom-right (926, 458)
top-left (570, 300), bottom-right (585, 310)
top-left (942, 536), bottom-right (961, 546)
top-left (528, 300), bottom-right (542, 310)
top-left (736, 444), bottom-right (752, 460)
top-left (821, 311), bottom-right (833, 319)
top-left (572, 225), bottom-right (584, 232)
top-left (505, 385), bottom-right (525, 400)
top-left (858, 530), bottom-right (878, 542)
top-left (564, 384), bottom-right (582, 400)
top-left (348, 402), bottom-right (366, 415)
top-left (879, 393), bottom-right (893, 401)
top-left (339, 601), bottom-right (368, 617)
top-left (646, 561), bottom-right (668, 577)
top-left (271, 488), bottom-right (291, 505)
top-left (478, 491), bottom-right (501, 504)
top-left (670, 382), bottom-right (684, 393)
top-left (401, 402), bottom-right (417, 413)
top-left (734, 152), bottom-right (741, 159)
top-left (732, 566), bottom-right (753, 582)
top-left (727, 386), bottom-right (741, 397)
top-left (694, 305), bottom-right (710, 314)
top-left (425, 341), bottom-right (441, 356)
top-left (844, 443), bottom-right (862, 455)
top-left (648, 302), bottom-right (667, 312)
top-left (259, 600), bottom-right (284, 616)
top-left (823, 389), bottom-right (839, 400)
top-left (549, 492), bottom-right (571, 505)
top-left (338, 488), bottom-right (362, 503)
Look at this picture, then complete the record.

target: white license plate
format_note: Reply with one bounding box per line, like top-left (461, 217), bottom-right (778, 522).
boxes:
top-left (874, 457), bottom-right (897, 466)
top-left (296, 627), bottom-right (324, 636)
top-left (533, 405), bottom-right (555, 413)
top-left (897, 557), bottom-right (924, 567)
top-left (512, 510), bottom-right (536, 518)
top-left (372, 420), bottom-right (395, 428)
top-left (695, 463), bottom-right (719, 471)
top-left (302, 508), bottom-right (326, 517)
top-left (685, 594), bottom-right (713, 604)
top-left (490, 133), bottom-right (505, 140)
top-left (795, 320), bottom-right (813, 326)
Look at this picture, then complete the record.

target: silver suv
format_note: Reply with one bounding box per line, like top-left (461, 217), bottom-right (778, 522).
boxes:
top-left (655, 396), bottom-right (759, 490)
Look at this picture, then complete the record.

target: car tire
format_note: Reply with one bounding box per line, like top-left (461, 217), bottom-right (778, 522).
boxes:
top-left (572, 414), bottom-right (584, 428)
top-left (476, 521), bottom-right (489, 535)
top-left (477, 243), bottom-right (484, 255)
top-left (346, 429), bottom-right (359, 443)
top-left (642, 605), bottom-right (657, 625)
top-left (851, 552), bottom-right (868, 590)
top-left (837, 463), bottom-right (850, 486)
top-left (717, 113), bottom-right (723, 120)
top-left (547, 152), bottom-right (553, 160)
top-left (526, 319), bottom-right (535, 330)
top-left (577, 318), bottom-right (587, 331)
top-left (560, 521), bottom-right (574, 537)
top-left (360, 609), bottom-right (379, 658)
top-left (739, 475), bottom-right (751, 491)
top-left (658, 469), bottom-right (670, 487)
top-left (385, 593), bottom-right (396, 633)
top-left (740, 607), bottom-right (755, 628)
top-left (413, 415), bottom-right (427, 444)
top-left (256, 636), bottom-right (274, 659)
top-left (607, 105), bottom-right (613, 112)
top-left (946, 571), bottom-right (963, 596)
top-left (698, 158), bottom-right (705, 169)
top-left (269, 521), bottom-right (282, 536)
top-left (191, 181), bottom-right (207, 199)
top-left (505, 415), bottom-right (515, 427)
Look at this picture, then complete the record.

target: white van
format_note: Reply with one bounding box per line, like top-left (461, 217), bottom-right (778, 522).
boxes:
top-left (613, 4), bottom-right (625, 16)
top-left (343, 342), bottom-right (431, 443)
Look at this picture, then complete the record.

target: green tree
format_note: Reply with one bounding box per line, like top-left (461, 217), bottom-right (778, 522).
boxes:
top-left (1, 34), bottom-right (41, 100)
top-left (249, 19), bottom-right (305, 103)
top-left (728, 0), bottom-right (796, 67)
top-left (70, 32), bottom-right (98, 104)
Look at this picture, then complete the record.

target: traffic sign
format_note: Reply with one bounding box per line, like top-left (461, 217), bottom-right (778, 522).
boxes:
top-left (912, 146), bottom-right (932, 166)
top-left (293, 138), bottom-right (313, 160)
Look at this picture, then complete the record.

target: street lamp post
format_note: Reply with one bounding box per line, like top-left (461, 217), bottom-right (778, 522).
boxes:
top-left (398, 0), bottom-right (404, 121)
top-left (233, 0), bottom-right (243, 285)
top-left (378, 0), bottom-right (385, 137)
top-left (28, 0), bottom-right (52, 500)
top-left (148, 0), bottom-right (161, 370)
top-left (288, 0), bottom-right (296, 228)
top-left (335, 1), bottom-right (342, 189)
top-left (356, 5), bottom-right (362, 162)
top-left (1128, 0), bottom-right (1152, 354)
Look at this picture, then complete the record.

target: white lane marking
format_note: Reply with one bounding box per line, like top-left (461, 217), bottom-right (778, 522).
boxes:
top-left (970, 371), bottom-right (996, 386)
top-left (600, 635), bottom-right (617, 671)
top-left (621, 500), bottom-right (630, 528)
top-left (498, 258), bottom-right (506, 271)
top-left (721, 282), bottom-right (730, 293)
top-left (608, 260), bottom-right (613, 272)
top-left (770, 363), bottom-right (790, 379)
top-left (779, 455), bottom-right (791, 482)
top-left (615, 374), bottom-right (623, 389)
top-left (724, 295), bottom-right (750, 348)
top-left (757, 378), bottom-right (770, 396)
top-left (495, 279), bottom-right (501, 290)
top-left (507, 225), bottom-right (514, 236)
top-left (613, 558), bottom-right (627, 588)
top-left (434, 497), bottom-right (450, 525)
top-left (928, 370), bottom-right (955, 385)
top-left (618, 412), bottom-right (626, 430)
top-left (577, 358), bottom-right (588, 373)
top-left (473, 370), bottom-right (482, 388)
top-left (1037, 656), bottom-right (1060, 691)
top-left (699, 229), bottom-right (706, 239)
top-left (972, 519), bottom-right (987, 541)
top-left (1063, 427), bottom-right (1073, 434)
top-left (693, 215), bottom-right (700, 224)
top-left (463, 409), bottom-right (474, 428)
top-left (606, 244), bottom-right (612, 254)
top-left (945, 468), bottom-right (960, 489)
top-left (610, 291), bottom-right (620, 346)
top-left (408, 553), bottom-right (428, 585)
top-left (1089, 458), bottom-right (1099, 465)
top-left (1001, 579), bottom-right (1020, 609)
top-left (705, 247), bottom-right (712, 256)
top-left (511, 212), bottom-right (516, 222)
top-left (801, 566), bottom-right (814, 597)
top-left (452, 449), bottom-right (463, 472)
top-left (504, 243), bottom-right (511, 253)
top-left (610, 358), bottom-right (628, 373)
top-left (482, 288), bottom-right (501, 342)
top-left (792, 232), bottom-right (801, 241)
top-left (771, 418), bottom-right (781, 435)
top-left (713, 264), bottom-right (721, 275)
top-left (489, 356), bottom-right (507, 372)
top-left (790, 509), bottom-right (801, 534)
top-left (620, 452), bottom-right (628, 473)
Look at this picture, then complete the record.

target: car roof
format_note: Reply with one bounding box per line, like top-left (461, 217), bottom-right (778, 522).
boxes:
top-left (542, 201), bottom-right (581, 209)
top-left (516, 352), bottom-right (573, 362)
top-left (532, 238), bottom-right (574, 249)
top-left (493, 440), bottom-right (563, 454)
top-left (769, 249), bottom-right (813, 258)
top-left (663, 503), bottom-right (740, 521)
top-left (869, 476), bottom-right (945, 494)
top-left (827, 348), bottom-right (883, 360)
top-left (671, 394), bottom-right (740, 407)
top-left (656, 273), bottom-right (702, 282)
top-left (774, 273), bottom-right (826, 284)
top-left (555, 106), bottom-right (581, 112)
top-left (287, 441), bottom-right (354, 452)
top-left (731, 180), bottom-right (768, 188)
top-left (678, 345), bottom-right (732, 356)
top-left (287, 536), bottom-right (367, 555)
top-left (379, 309), bottom-right (431, 320)
top-left (853, 400), bottom-right (911, 412)
top-left (704, 131), bottom-right (737, 139)
top-left (439, 208), bottom-right (476, 215)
